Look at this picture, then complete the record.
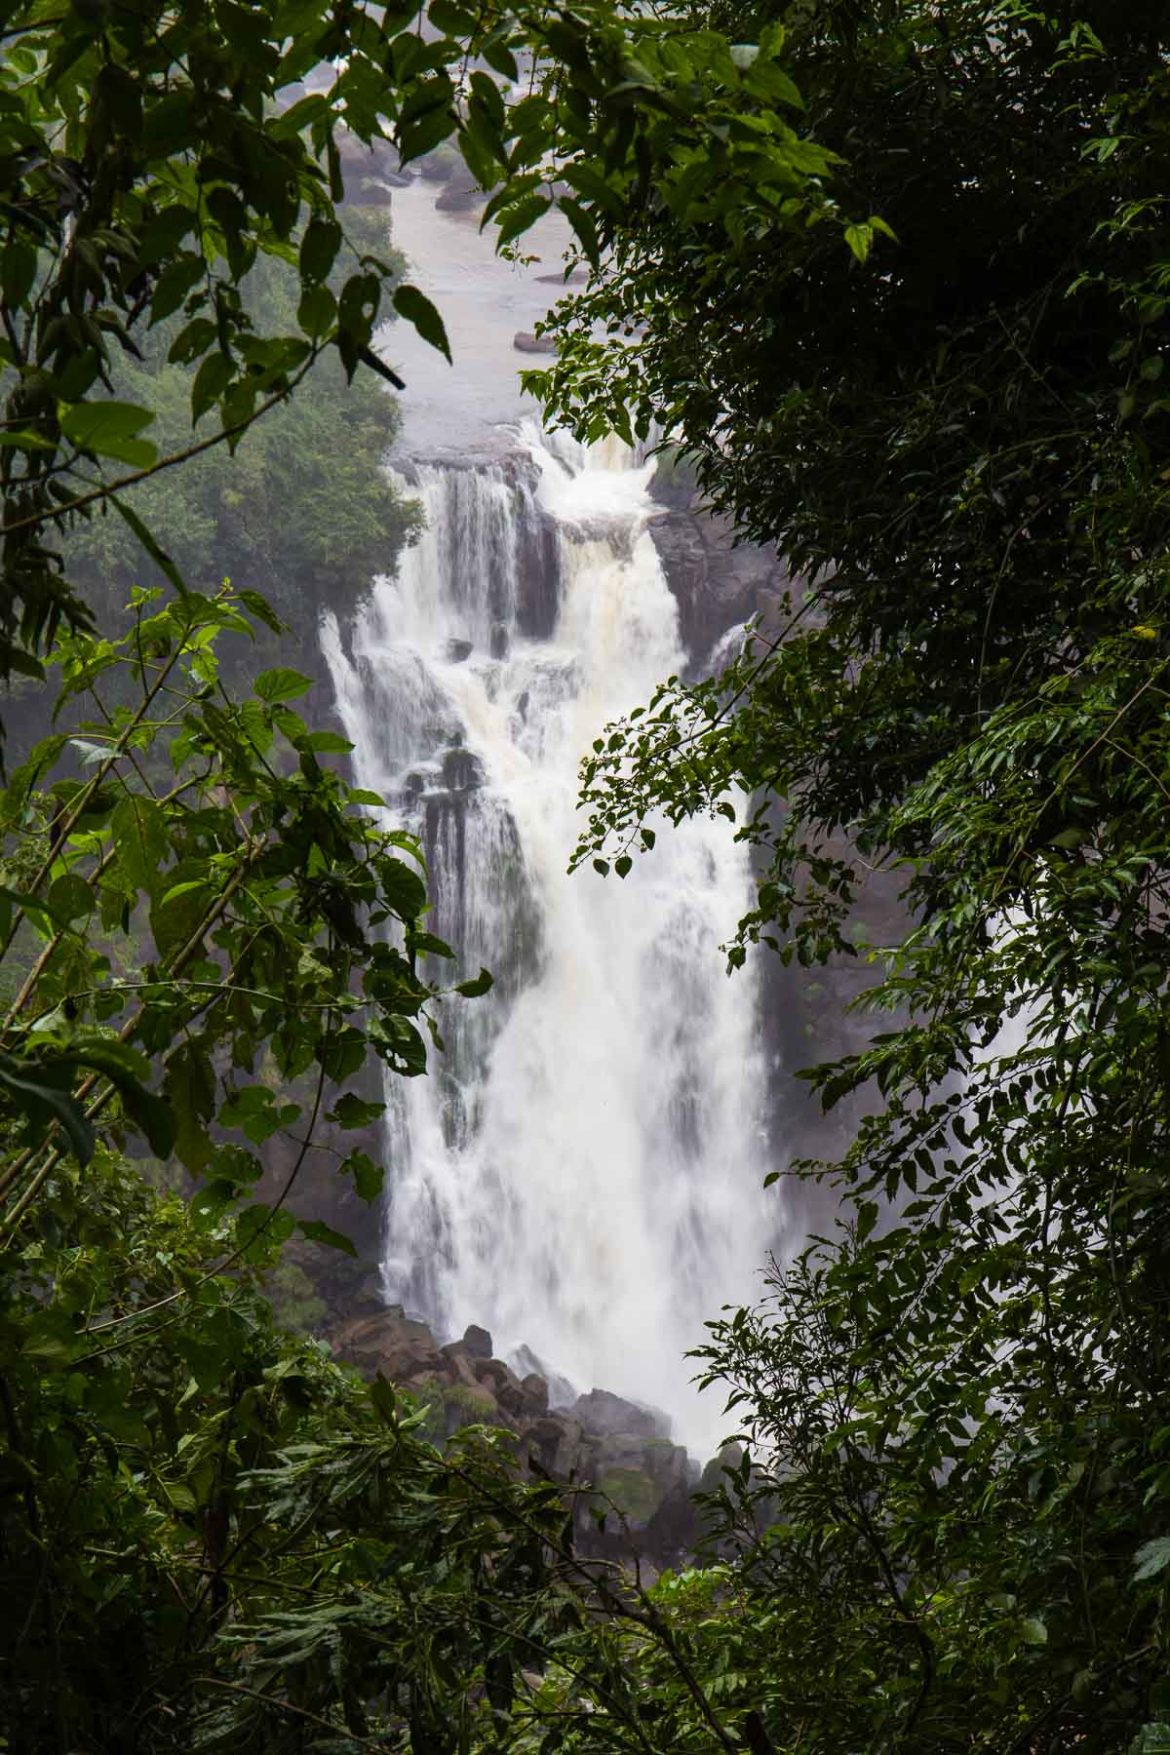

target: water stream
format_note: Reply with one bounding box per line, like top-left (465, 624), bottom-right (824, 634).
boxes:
top-left (324, 419), bottom-right (776, 1453)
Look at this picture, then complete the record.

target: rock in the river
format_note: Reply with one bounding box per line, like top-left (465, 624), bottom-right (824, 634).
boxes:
top-left (512, 331), bottom-right (557, 355)
top-left (435, 181), bottom-right (481, 214)
top-left (440, 746), bottom-right (484, 790)
top-left (446, 637), bottom-right (473, 663)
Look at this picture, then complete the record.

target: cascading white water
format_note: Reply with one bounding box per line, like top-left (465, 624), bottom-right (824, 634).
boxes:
top-left (323, 425), bottom-right (776, 1453)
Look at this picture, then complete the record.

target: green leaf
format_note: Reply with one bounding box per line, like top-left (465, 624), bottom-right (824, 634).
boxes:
top-left (59, 400), bottom-right (159, 467)
top-left (191, 352), bottom-right (232, 424)
top-left (0, 887), bottom-right (58, 939)
top-left (392, 283), bottom-right (452, 363)
top-left (109, 496), bottom-right (189, 596)
top-left (298, 1218), bottom-right (358, 1256)
top-left (330, 1092), bottom-right (387, 1129)
top-left (0, 1051), bottom-right (94, 1165)
top-left (1135, 1538), bottom-right (1170, 1583)
top-left (344, 1149), bottom-right (384, 1201)
top-left (298, 731), bottom-right (353, 753)
top-left (298, 281), bottom-right (336, 339)
top-left (234, 1202), bottom-right (297, 1261)
top-left (844, 221), bottom-right (875, 265)
top-left (47, 871), bottom-right (94, 923)
top-left (300, 216), bottom-right (342, 283)
top-left (356, 343), bottom-right (406, 390)
top-left (164, 1041), bottom-right (216, 1171)
top-left (72, 1043), bottom-right (176, 1158)
top-left (112, 795), bottom-right (168, 894)
top-left (496, 195), bottom-right (551, 248)
top-left (454, 966), bottom-right (494, 998)
top-left (255, 667), bottom-right (313, 703)
top-left (238, 588), bottom-right (286, 634)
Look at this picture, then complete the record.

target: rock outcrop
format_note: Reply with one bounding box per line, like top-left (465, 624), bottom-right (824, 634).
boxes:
top-left (647, 501), bottom-right (789, 666)
top-left (328, 1304), bottom-right (706, 1569)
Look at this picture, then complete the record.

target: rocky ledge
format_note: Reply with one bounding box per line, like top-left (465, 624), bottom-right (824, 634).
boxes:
top-left (330, 1304), bottom-right (711, 1569)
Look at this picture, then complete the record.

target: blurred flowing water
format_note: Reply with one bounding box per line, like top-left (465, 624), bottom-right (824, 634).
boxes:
top-left (322, 189), bottom-right (777, 1452)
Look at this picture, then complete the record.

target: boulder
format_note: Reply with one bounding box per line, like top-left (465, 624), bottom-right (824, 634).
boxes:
top-left (379, 1336), bottom-right (449, 1382)
top-left (330, 1309), bottom-right (448, 1383)
top-left (441, 1381), bottom-right (500, 1436)
top-left (440, 746), bottom-right (484, 791)
top-left (513, 330), bottom-right (557, 355)
top-left (521, 1372), bottom-right (549, 1415)
top-left (462, 1323), bottom-right (493, 1359)
top-left (573, 1388), bottom-right (670, 1440)
top-left (435, 181), bottom-right (481, 214)
top-left (440, 1341), bottom-right (481, 1388)
top-left (524, 1415), bottom-right (587, 1478)
top-left (647, 506), bottom-right (788, 666)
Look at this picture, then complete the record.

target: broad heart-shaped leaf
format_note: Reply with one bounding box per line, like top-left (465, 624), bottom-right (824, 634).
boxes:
top-left (234, 1201), bottom-right (297, 1263)
top-left (47, 870), bottom-right (94, 923)
top-left (392, 284), bottom-right (452, 363)
top-left (255, 666), bottom-right (313, 704)
top-left (112, 795), bottom-right (168, 895)
top-left (59, 400), bottom-right (159, 467)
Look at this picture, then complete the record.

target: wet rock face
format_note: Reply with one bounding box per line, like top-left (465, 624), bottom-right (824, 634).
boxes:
top-left (648, 505), bottom-right (789, 666)
top-left (327, 1306), bottom-right (709, 1569)
top-left (571, 1388), bottom-right (669, 1441)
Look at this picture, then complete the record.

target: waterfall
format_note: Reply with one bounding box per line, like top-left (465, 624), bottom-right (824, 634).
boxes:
top-left (323, 426), bottom-right (776, 1452)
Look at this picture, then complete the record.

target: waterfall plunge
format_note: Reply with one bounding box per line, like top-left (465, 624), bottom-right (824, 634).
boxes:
top-left (323, 428), bottom-right (776, 1453)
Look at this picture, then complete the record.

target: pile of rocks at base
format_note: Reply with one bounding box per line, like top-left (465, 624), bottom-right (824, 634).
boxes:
top-left (329, 1304), bottom-right (706, 1571)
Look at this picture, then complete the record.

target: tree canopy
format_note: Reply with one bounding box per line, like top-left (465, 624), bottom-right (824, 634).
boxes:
top-left (531, 3), bottom-right (1170, 1749)
top-left (10, 0), bottom-right (1170, 1751)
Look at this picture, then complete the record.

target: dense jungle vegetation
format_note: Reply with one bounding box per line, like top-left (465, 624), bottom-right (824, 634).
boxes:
top-left (3, 0), bottom-right (1170, 1750)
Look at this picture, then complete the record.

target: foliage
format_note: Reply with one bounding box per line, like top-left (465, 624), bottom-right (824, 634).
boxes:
top-left (0, 0), bottom-right (843, 694)
top-left (0, 1142), bottom-right (584, 1753)
top-left (516, 2), bottom-right (1170, 1750)
top-left (0, 591), bottom-right (597, 1755)
top-left (63, 209), bottom-right (419, 635)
